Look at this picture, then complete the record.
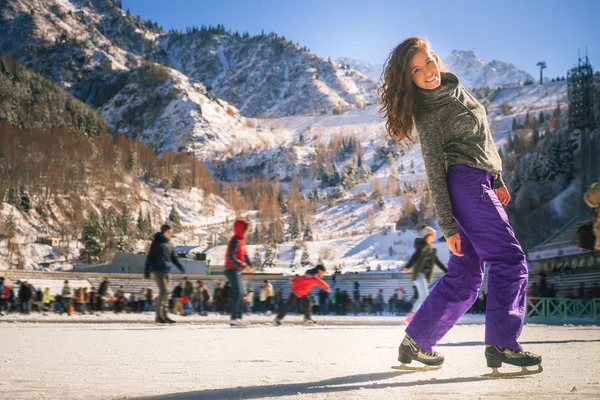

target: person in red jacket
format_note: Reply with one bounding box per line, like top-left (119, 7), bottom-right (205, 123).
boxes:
top-left (274, 264), bottom-right (330, 325)
top-left (224, 219), bottom-right (255, 327)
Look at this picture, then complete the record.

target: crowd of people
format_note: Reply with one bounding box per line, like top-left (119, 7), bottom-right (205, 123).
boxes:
top-left (0, 276), bottom-right (156, 316)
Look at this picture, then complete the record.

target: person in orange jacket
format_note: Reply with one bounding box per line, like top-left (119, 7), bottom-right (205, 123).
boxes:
top-left (274, 264), bottom-right (330, 325)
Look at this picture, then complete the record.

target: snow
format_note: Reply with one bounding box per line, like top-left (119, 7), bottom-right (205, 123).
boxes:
top-left (1, 320), bottom-right (598, 399)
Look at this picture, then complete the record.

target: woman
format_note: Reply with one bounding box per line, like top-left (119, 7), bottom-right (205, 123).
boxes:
top-left (379, 37), bottom-right (541, 372)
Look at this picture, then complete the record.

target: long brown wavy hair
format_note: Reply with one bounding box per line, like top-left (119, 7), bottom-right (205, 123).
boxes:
top-left (379, 37), bottom-right (446, 141)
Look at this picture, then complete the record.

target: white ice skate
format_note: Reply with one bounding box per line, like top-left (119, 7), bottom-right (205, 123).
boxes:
top-left (482, 345), bottom-right (543, 378)
top-left (230, 319), bottom-right (246, 327)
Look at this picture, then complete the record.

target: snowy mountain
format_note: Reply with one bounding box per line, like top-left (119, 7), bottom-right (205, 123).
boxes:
top-left (0, 0), bottom-right (378, 156)
top-left (160, 32), bottom-right (378, 117)
top-left (336, 57), bottom-right (384, 83)
top-left (445, 50), bottom-right (535, 89)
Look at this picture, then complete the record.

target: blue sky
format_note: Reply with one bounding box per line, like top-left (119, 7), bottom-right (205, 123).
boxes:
top-left (121, 0), bottom-right (599, 79)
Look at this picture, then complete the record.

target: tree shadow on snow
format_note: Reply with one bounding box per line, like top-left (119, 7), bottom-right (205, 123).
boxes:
top-left (137, 371), bottom-right (494, 399)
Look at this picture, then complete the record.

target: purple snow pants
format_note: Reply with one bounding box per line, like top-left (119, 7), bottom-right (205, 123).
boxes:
top-left (405, 164), bottom-right (528, 352)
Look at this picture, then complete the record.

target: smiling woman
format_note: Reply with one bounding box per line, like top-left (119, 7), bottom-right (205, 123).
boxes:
top-left (380, 36), bottom-right (542, 377)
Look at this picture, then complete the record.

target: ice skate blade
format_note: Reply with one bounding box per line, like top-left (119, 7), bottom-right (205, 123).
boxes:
top-left (482, 364), bottom-right (543, 378)
top-left (392, 363), bottom-right (442, 372)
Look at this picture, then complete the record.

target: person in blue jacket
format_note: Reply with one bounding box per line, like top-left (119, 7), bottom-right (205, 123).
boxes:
top-left (145, 224), bottom-right (186, 324)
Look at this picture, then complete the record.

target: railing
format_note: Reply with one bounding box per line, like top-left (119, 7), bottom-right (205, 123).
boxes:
top-left (526, 297), bottom-right (600, 320)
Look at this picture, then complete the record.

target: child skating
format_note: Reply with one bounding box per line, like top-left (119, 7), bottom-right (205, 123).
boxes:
top-left (379, 37), bottom-right (542, 376)
top-left (274, 264), bottom-right (330, 325)
top-left (402, 225), bottom-right (448, 323)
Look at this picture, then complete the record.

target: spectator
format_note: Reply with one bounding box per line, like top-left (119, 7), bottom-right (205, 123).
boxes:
top-left (145, 288), bottom-right (153, 312)
top-left (318, 289), bottom-right (329, 315)
top-left (376, 289), bottom-right (385, 315)
top-left (243, 288), bottom-right (253, 314)
top-left (88, 287), bottom-right (97, 313)
top-left (18, 281), bottom-right (33, 314)
top-left (97, 277), bottom-right (110, 313)
top-left (264, 280), bottom-right (274, 315)
top-left (213, 283), bottom-right (224, 314)
top-left (61, 280), bottom-right (72, 316)
top-left (566, 287), bottom-right (576, 299)
top-left (74, 287), bottom-right (86, 314)
top-left (183, 277), bottom-right (195, 300)
top-left (334, 289), bottom-right (341, 315)
top-left (0, 277), bottom-right (6, 316)
top-left (538, 273), bottom-right (548, 297)
top-left (274, 288), bottom-right (284, 313)
top-left (259, 284), bottom-right (267, 314)
top-left (352, 281), bottom-right (361, 316)
top-left (223, 282), bottom-right (231, 315)
top-left (42, 287), bottom-right (53, 312)
top-left (114, 286), bottom-right (126, 313)
top-left (172, 283), bottom-right (184, 315)
top-left (138, 289), bottom-right (147, 313)
top-left (195, 281), bottom-right (210, 316)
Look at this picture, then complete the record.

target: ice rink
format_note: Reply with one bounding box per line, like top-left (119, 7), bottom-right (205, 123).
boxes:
top-left (1, 318), bottom-right (599, 399)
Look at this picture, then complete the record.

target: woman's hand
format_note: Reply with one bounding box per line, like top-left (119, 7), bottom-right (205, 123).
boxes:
top-left (495, 186), bottom-right (511, 206)
top-left (446, 233), bottom-right (464, 257)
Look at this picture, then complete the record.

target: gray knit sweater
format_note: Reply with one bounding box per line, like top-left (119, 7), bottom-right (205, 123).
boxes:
top-left (414, 72), bottom-right (505, 239)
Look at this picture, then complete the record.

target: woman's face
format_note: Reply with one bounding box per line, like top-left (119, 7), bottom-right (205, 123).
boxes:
top-left (410, 49), bottom-right (441, 90)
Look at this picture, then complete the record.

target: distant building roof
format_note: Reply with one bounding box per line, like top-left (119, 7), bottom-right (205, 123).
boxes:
top-left (527, 217), bottom-right (594, 262)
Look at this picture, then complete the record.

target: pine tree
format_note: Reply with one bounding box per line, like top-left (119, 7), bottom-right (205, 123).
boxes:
top-left (168, 206), bottom-right (180, 225)
top-left (253, 248), bottom-right (262, 268)
top-left (264, 246), bottom-right (276, 268)
top-left (19, 187), bottom-right (31, 212)
top-left (538, 111), bottom-right (545, 125)
top-left (137, 210), bottom-right (146, 233)
top-left (410, 159), bottom-right (415, 173)
top-left (303, 223), bottom-right (314, 241)
top-left (512, 118), bottom-right (517, 131)
top-left (300, 248), bottom-right (312, 267)
top-left (288, 215), bottom-right (300, 240)
top-left (333, 185), bottom-right (345, 199)
top-left (80, 211), bottom-right (102, 263)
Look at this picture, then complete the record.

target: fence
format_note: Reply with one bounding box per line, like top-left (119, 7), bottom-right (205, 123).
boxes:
top-left (526, 297), bottom-right (600, 320)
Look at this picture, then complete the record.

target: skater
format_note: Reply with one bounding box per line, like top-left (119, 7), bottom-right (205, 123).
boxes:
top-left (224, 219), bottom-right (255, 327)
top-left (380, 37), bottom-right (541, 375)
top-left (144, 224), bottom-right (186, 324)
top-left (274, 264), bottom-right (330, 325)
top-left (402, 225), bottom-right (448, 323)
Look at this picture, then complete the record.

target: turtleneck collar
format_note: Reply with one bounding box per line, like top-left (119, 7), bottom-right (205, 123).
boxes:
top-left (415, 72), bottom-right (460, 108)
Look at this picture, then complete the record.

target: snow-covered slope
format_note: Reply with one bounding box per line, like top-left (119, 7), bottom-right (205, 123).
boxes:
top-left (445, 50), bottom-right (535, 89)
top-left (161, 33), bottom-right (378, 117)
top-left (336, 57), bottom-right (384, 83)
top-left (0, 179), bottom-right (233, 270)
top-left (0, 0), bottom-right (271, 153)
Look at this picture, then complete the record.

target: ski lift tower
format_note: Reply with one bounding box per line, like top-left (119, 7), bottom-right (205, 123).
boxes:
top-left (567, 52), bottom-right (596, 206)
top-left (536, 61), bottom-right (546, 85)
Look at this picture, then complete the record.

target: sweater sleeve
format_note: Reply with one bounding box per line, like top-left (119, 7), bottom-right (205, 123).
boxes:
top-left (419, 127), bottom-right (458, 239)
